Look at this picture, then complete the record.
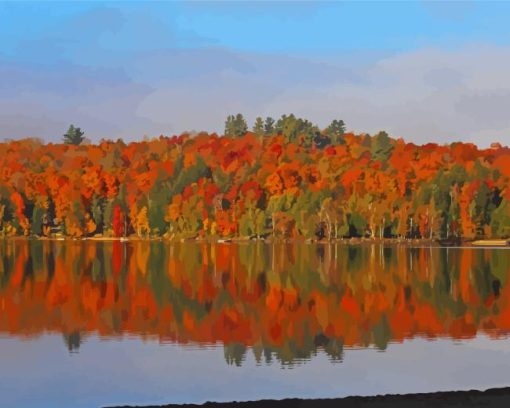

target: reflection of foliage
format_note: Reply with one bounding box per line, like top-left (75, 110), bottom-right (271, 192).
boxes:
top-left (63, 331), bottom-right (82, 353)
top-left (371, 315), bottom-right (391, 351)
top-left (1, 241), bottom-right (510, 364)
top-left (224, 343), bottom-right (247, 366)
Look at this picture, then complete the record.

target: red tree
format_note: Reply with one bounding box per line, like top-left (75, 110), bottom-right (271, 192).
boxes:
top-left (112, 205), bottom-right (124, 237)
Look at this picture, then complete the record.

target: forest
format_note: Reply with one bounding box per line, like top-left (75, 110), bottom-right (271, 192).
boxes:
top-left (1, 114), bottom-right (510, 240)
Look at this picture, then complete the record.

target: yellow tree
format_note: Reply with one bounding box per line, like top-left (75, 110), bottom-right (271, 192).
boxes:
top-left (132, 206), bottom-right (149, 237)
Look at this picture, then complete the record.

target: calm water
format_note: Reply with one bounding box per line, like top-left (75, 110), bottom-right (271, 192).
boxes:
top-left (1, 240), bottom-right (510, 407)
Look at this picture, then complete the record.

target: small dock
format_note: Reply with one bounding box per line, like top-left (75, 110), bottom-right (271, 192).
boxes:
top-left (471, 239), bottom-right (510, 246)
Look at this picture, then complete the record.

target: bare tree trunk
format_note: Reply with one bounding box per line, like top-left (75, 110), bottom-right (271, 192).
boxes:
top-left (326, 214), bottom-right (332, 240)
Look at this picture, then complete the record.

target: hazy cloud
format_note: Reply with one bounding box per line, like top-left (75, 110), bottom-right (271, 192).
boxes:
top-left (2, 42), bottom-right (510, 147)
top-left (134, 45), bottom-right (510, 147)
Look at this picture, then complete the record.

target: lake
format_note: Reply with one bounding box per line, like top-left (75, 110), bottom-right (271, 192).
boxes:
top-left (1, 240), bottom-right (510, 407)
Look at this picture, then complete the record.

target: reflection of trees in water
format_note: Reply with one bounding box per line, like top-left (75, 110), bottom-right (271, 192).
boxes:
top-left (226, 335), bottom-right (345, 367)
top-left (1, 241), bottom-right (510, 364)
top-left (371, 315), bottom-right (391, 351)
top-left (63, 331), bottom-right (82, 353)
top-left (224, 343), bottom-right (247, 366)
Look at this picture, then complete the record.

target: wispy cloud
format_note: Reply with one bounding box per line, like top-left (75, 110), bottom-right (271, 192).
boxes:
top-left (1, 2), bottom-right (510, 147)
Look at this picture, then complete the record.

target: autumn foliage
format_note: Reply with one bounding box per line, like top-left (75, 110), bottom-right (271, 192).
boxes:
top-left (1, 126), bottom-right (510, 240)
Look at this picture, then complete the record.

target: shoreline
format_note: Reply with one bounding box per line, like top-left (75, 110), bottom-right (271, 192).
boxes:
top-left (0, 236), bottom-right (438, 245)
top-left (1, 235), bottom-right (508, 247)
top-left (105, 387), bottom-right (510, 408)
top-left (2, 235), bottom-right (431, 243)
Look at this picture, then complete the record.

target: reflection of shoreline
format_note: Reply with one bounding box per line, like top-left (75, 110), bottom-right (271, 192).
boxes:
top-left (105, 387), bottom-right (510, 408)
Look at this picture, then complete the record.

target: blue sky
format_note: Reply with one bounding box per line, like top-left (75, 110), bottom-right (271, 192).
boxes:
top-left (1, 1), bottom-right (510, 146)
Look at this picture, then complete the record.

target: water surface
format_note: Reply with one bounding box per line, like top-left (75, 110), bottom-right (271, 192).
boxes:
top-left (1, 240), bottom-right (510, 407)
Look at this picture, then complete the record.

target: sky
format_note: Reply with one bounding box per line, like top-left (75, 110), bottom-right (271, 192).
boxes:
top-left (1, 1), bottom-right (510, 146)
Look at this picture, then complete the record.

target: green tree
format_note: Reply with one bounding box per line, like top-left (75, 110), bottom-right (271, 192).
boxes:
top-left (91, 196), bottom-right (104, 233)
top-left (252, 117), bottom-right (264, 137)
top-left (239, 210), bottom-right (256, 237)
top-left (180, 195), bottom-right (203, 237)
top-left (428, 195), bottom-right (442, 239)
top-left (225, 115), bottom-right (235, 136)
top-left (371, 131), bottom-right (393, 162)
top-left (254, 209), bottom-right (267, 237)
top-left (63, 124), bottom-right (85, 145)
top-left (290, 190), bottom-right (329, 238)
top-left (31, 206), bottom-right (44, 236)
top-left (225, 114), bottom-right (248, 137)
top-left (448, 188), bottom-right (461, 237)
top-left (170, 156), bottom-right (210, 196)
top-left (491, 199), bottom-right (510, 238)
top-left (349, 213), bottom-right (368, 237)
top-left (325, 119), bottom-right (346, 145)
top-left (148, 183), bottom-right (170, 236)
top-left (275, 114), bottom-right (319, 146)
top-left (472, 182), bottom-right (497, 235)
top-left (264, 117), bottom-right (275, 135)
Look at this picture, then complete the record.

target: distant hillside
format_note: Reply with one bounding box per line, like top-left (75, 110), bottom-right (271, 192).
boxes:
top-left (1, 125), bottom-right (510, 240)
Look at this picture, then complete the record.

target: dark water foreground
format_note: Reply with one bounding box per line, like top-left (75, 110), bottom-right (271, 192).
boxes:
top-left (107, 387), bottom-right (510, 408)
top-left (108, 387), bottom-right (510, 408)
top-left (2, 240), bottom-right (510, 407)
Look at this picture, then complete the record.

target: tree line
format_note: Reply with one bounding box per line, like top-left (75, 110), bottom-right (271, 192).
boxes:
top-left (1, 114), bottom-right (510, 240)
